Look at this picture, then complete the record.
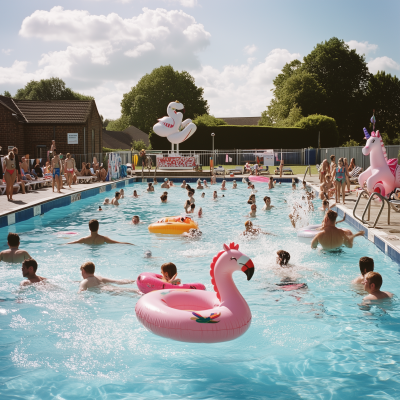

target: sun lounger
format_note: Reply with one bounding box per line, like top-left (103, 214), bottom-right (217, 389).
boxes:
top-left (0, 183), bottom-right (21, 195)
top-left (76, 176), bottom-right (93, 184)
top-left (274, 167), bottom-right (293, 175)
top-left (226, 167), bottom-right (243, 175)
top-left (349, 166), bottom-right (363, 183)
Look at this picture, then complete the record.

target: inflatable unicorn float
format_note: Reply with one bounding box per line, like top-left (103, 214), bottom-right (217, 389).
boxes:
top-left (153, 101), bottom-right (197, 145)
top-left (135, 242), bottom-right (254, 343)
top-left (359, 127), bottom-right (400, 197)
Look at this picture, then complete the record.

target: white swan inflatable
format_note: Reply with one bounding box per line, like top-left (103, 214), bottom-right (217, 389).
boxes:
top-left (153, 101), bottom-right (197, 144)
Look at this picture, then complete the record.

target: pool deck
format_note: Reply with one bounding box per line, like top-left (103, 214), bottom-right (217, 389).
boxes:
top-left (2, 172), bottom-right (400, 263)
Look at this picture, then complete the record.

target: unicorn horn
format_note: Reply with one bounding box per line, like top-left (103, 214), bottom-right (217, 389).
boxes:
top-left (363, 127), bottom-right (370, 139)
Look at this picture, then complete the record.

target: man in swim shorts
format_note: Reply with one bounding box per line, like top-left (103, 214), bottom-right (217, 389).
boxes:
top-left (311, 210), bottom-right (364, 250)
top-left (111, 191), bottom-right (121, 205)
top-left (0, 233), bottom-right (31, 263)
top-left (352, 257), bottom-right (374, 284)
top-left (363, 272), bottom-right (393, 301)
top-left (67, 219), bottom-right (135, 245)
top-left (79, 261), bottom-right (136, 292)
top-left (20, 258), bottom-right (47, 286)
top-left (51, 153), bottom-right (63, 193)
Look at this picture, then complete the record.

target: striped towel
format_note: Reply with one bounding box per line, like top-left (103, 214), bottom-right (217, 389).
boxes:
top-left (350, 166), bottom-right (362, 178)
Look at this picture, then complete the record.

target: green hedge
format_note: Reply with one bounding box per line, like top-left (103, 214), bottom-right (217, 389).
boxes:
top-left (149, 125), bottom-right (338, 150)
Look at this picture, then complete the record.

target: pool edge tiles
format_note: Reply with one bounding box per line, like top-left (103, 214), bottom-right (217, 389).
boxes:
top-left (307, 180), bottom-right (400, 266)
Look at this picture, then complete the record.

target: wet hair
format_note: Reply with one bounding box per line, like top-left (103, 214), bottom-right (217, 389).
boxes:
top-left (263, 196), bottom-right (270, 202)
top-left (7, 232), bottom-right (20, 247)
top-left (245, 220), bottom-right (253, 227)
top-left (277, 250), bottom-right (290, 266)
top-left (185, 200), bottom-right (191, 207)
top-left (161, 262), bottom-right (177, 280)
top-left (81, 261), bottom-right (95, 274)
top-left (160, 194), bottom-right (167, 201)
top-left (359, 257), bottom-right (374, 275)
top-left (330, 155), bottom-right (335, 161)
top-left (326, 210), bottom-right (337, 222)
top-left (115, 191), bottom-right (120, 198)
top-left (132, 215), bottom-right (140, 222)
top-left (292, 183), bottom-right (296, 188)
top-left (89, 219), bottom-right (99, 232)
top-left (163, 191), bottom-right (168, 195)
top-left (365, 271), bottom-right (382, 289)
top-left (322, 199), bottom-right (329, 206)
top-left (251, 204), bottom-right (256, 210)
top-left (22, 258), bottom-right (38, 272)
top-left (148, 182), bottom-right (152, 187)
top-left (191, 203), bottom-right (195, 209)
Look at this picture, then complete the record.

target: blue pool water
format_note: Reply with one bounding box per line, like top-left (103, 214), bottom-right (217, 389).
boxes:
top-left (1, 182), bottom-right (400, 399)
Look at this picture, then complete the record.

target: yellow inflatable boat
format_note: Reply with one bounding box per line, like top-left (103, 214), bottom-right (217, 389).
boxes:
top-left (148, 216), bottom-right (198, 234)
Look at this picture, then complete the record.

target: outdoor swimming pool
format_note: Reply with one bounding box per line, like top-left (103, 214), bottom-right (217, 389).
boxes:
top-left (1, 182), bottom-right (399, 399)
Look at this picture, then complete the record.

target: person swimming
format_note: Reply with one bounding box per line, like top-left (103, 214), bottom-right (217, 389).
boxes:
top-left (20, 258), bottom-right (47, 286)
top-left (120, 188), bottom-right (125, 198)
top-left (132, 190), bottom-right (139, 198)
top-left (103, 198), bottom-right (110, 205)
top-left (232, 180), bottom-right (237, 189)
top-left (161, 178), bottom-right (169, 188)
top-left (363, 271), bottom-right (393, 301)
top-left (262, 196), bottom-right (274, 210)
top-left (197, 179), bottom-right (204, 189)
top-left (183, 228), bottom-right (202, 238)
top-left (160, 194), bottom-right (168, 203)
top-left (111, 191), bottom-right (121, 205)
top-left (248, 204), bottom-right (257, 218)
top-left (198, 207), bottom-right (203, 217)
top-left (352, 257), bottom-right (374, 284)
top-left (144, 250), bottom-right (152, 258)
top-left (248, 194), bottom-right (256, 204)
top-left (132, 215), bottom-right (140, 225)
top-left (160, 262), bottom-right (181, 285)
top-left (0, 233), bottom-right (31, 263)
top-left (269, 179), bottom-right (276, 189)
top-left (203, 179), bottom-right (209, 188)
top-left (221, 180), bottom-right (227, 190)
top-left (276, 250), bottom-right (290, 266)
top-left (243, 220), bottom-right (272, 236)
top-left (201, 192), bottom-right (205, 198)
top-left (147, 183), bottom-right (155, 192)
top-left (213, 191), bottom-right (218, 199)
top-left (180, 180), bottom-right (187, 188)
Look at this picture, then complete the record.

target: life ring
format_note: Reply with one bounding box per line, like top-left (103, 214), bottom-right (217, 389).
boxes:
top-left (148, 216), bottom-right (198, 234)
top-left (136, 272), bottom-right (206, 294)
top-left (135, 242), bottom-right (254, 343)
top-left (55, 231), bottom-right (78, 238)
top-left (297, 224), bottom-right (321, 239)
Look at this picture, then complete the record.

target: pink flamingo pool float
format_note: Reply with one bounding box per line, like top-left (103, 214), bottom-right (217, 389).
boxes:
top-left (135, 242), bottom-right (255, 343)
top-left (359, 128), bottom-right (400, 197)
top-left (249, 176), bottom-right (270, 183)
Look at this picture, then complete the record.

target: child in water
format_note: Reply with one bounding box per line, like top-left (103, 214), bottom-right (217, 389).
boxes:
top-left (276, 250), bottom-right (290, 266)
top-left (160, 262), bottom-right (181, 285)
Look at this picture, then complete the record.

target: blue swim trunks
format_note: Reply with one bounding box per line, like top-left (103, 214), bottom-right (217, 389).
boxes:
top-left (53, 168), bottom-right (60, 178)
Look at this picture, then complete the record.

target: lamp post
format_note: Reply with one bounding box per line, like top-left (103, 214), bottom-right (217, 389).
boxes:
top-left (211, 132), bottom-right (215, 173)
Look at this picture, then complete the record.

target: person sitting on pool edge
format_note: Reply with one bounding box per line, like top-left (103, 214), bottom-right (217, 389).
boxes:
top-left (67, 219), bottom-right (135, 245)
top-left (20, 258), bottom-right (46, 286)
top-left (111, 191), bottom-right (121, 206)
top-left (276, 250), bottom-right (290, 267)
top-left (311, 210), bottom-right (364, 250)
top-left (161, 178), bottom-right (169, 189)
top-left (78, 261), bottom-right (136, 292)
top-left (160, 262), bottom-right (181, 285)
top-left (363, 271), bottom-right (393, 301)
top-left (352, 257), bottom-right (374, 284)
top-left (0, 233), bottom-right (31, 263)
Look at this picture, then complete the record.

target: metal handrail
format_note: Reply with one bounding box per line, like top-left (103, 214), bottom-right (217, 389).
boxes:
top-left (303, 165), bottom-right (311, 182)
top-left (353, 190), bottom-right (390, 228)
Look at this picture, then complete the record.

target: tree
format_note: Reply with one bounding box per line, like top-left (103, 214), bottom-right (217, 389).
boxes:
top-left (2, 90), bottom-right (12, 97)
top-left (121, 65), bottom-right (209, 134)
top-left (295, 114), bottom-right (339, 147)
top-left (103, 119), bottom-right (110, 128)
top-left (14, 78), bottom-right (93, 101)
top-left (367, 71), bottom-right (400, 142)
top-left (131, 139), bottom-right (151, 152)
top-left (276, 104), bottom-right (304, 127)
top-left (302, 38), bottom-right (370, 141)
top-left (106, 115), bottom-right (130, 131)
top-left (341, 139), bottom-right (360, 147)
top-left (192, 114), bottom-right (227, 127)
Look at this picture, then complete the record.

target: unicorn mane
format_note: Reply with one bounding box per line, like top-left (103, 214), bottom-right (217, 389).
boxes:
top-left (210, 242), bottom-right (239, 301)
top-left (374, 131), bottom-right (387, 162)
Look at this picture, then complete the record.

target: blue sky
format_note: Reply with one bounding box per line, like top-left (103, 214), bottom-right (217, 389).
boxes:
top-left (1, 0), bottom-right (399, 119)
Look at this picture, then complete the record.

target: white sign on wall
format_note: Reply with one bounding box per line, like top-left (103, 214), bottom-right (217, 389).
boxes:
top-left (263, 149), bottom-right (274, 166)
top-left (67, 133), bottom-right (78, 144)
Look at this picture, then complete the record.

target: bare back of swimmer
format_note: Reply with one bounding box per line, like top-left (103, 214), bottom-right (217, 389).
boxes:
top-left (311, 210), bottom-right (364, 250)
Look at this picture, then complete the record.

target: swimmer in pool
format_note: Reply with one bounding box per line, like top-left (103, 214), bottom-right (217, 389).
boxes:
top-left (169, 179), bottom-right (175, 187)
top-left (0, 233), bottom-right (31, 263)
top-left (232, 180), bottom-right (237, 189)
top-left (221, 180), bottom-right (227, 190)
top-left (132, 215), bottom-right (140, 225)
top-left (247, 182), bottom-right (252, 189)
top-left (160, 262), bottom-right (181, 285)
top-left (198, 207), bottom-right (203, 217)
top-left (144, 250), bottom-right (152, 258)
top-left (302, 181), bottom-right (307, 190)
top-left (160, 194), bottom-right (168, 203)
top-left (147, 183), bottom-right (154, 192)
top-left (250, 184), bottom-right (257, 193)
top-left (103, 198), bottom-right (110, 205)
top-left (201, 192), bottom-right (205, 198)
top-left (243, 220), bottom-right (272, 236)
top-left (153, 178), bottom-right (158, 185)
top-left (211, 175), bottom-right (216, 185)
top-left (68, 219), bottom-right (135, 245)
top-left (213, 191), bottom-right (218, 199)
top-left (363, 271), bottom-right (393, 301)
top-left (161, 178), bottom-right (169, 188)
top-left (180, 180), bottom-right (187, 188)
top-left (188, 191), bottom-right (195, 204)
top-left (120, 189), bottom-right (125, 198)
top-left (276, 250), bottom-right (290, 266)
top-left (291, 182), bottom-right (296, 189)
top-left (184, 200), bottom-right (191, 213)
top-left (20, 258), bottom-right (46, 286)
top-left (311, 210), bottom-right (364, 250)
top-left (248, 204), bottom-right (257, 218)
top-left (197, 179), bottom-right (203, 189)
top-left (262, 196), bottom-right (274, 210)
top-left (111, 191), bottom-right (121, 205)
top-left (319, 199), bottom-right (335, 212)
top-left (203, 180), bottom-right (209, 188)
top-left (247, 194), bottom-right (256, 204)
top-left (268, 179), bottom-right (276, 190)
top-left (187, 203), bottom-right (196, 214)
top-left (78, 261), bottom-right (136, 292)
top-left (183, 228), bottom-right (202, 238)
top-left (98, 206), bottom-right (102, 211)
top-left (352, 257), bottom-right (374, 284)
top-left (132, 190), bottom-right (139, 198)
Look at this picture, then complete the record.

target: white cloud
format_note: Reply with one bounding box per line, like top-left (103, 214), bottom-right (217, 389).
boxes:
top-left (346, 40), bottom-right (378, 56)
top-left (2, 49), bottom-right (12, 55)
top-left (244, 44), bottom-right (257, 55)
top-left (192, 49), bottom-right (300, 117)
top-left (368, 56), bottom-right (400, 74)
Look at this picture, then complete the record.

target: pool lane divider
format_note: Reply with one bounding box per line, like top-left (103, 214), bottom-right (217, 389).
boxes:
top-left (0, 176), bottom-right (296, 229)
top-left (307, 181), bottom-right (400, 265)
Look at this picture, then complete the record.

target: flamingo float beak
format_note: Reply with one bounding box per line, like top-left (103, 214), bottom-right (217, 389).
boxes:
top-left (239, 257), bottom-right (255, 281)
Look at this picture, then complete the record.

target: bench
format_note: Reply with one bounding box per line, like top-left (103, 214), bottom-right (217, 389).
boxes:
top-left (226, 167), bottom-right (243, 175)
top-left (274, 167), bottom-right (294, 175)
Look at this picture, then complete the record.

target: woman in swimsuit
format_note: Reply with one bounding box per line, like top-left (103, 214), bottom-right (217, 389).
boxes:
top-left (3, 151), bottom-right (17, 201)
top-left (334, 157), bottom-right (346, 204)
top-left (319, 159), bottom-right (330, 183)
top-left (349, 158), bottom-right (356, 172)
top-left (65, 153), bottom-right (76, 188)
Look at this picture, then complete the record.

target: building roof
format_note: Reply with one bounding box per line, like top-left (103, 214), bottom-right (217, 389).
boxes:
top-left (102, 125), bottom-right (149, 150)
top-left (0, 95), bottom-right (93, 124)
top-left (219, 117), bottom-right (261, 126)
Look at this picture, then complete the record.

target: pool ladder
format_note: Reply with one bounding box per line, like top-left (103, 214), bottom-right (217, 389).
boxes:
top-left (303, 165), bottom-right (311, 182)
top-left (353, 190), bottom-right (391, 228)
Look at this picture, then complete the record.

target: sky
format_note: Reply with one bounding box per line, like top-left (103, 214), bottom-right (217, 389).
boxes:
top-left (1, 0), bottom-right (399, 120)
